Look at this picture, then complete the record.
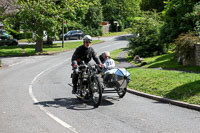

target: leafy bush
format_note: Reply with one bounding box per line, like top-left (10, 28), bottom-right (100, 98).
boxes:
top-left (83, 26), bottom-right (102, 36)
top-left (182, 2), bottom-right (200, 38)
top-left (175, 32), bottom-right (200, 65)
top-left (192, 2), bottom-right (200, 38)
top-left (128, 11), bottom-right (166, 57)
top-left (65, 21), bottom-right (83, 33)
top-left (160, 1), bottom-right (199, 44)
top-left (82, 1), bottom-right (103, 36)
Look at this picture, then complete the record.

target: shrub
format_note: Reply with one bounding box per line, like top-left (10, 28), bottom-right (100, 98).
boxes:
top-left (175, 32), bottom-right (200, 65)
top-left (193, 2), bottom-right (200, 38)
top-left (183, 2), bottom-right (200, 38)
top-left (128, 11), bottom-right (166, 57)
top-left (160, 1), bottom-right (199, 44)
top-left (83, 26), bottom-right (102, 36)
top-left (65, 21), bottom-right (83, 33)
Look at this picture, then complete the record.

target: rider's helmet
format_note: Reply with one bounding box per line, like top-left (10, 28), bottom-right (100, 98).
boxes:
top-left (83, 35), bottom-right (92, 42)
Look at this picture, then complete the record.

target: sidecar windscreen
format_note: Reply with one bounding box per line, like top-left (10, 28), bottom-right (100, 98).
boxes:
top-left (104, 68), bottom-right (130, 78)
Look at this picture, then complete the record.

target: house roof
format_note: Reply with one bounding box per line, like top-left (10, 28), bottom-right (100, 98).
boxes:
top-left (102, 21), bottom-right (110, 25)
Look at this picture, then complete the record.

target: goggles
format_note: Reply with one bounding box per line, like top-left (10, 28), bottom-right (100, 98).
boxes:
top-left (85, 40), bottom-right (92, 43)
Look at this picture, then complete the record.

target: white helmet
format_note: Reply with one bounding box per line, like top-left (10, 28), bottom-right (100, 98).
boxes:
top-left (83, 35), bottom-right (92, 42)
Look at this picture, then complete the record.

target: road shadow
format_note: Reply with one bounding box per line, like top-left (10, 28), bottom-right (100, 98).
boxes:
top-left (117, 48), bottom-right (129, 62)
top-left (115, 47), bottom-right (136, 69)
top-left (114, 34), bottom-right (136, 41)
top-left (34, 94), bottom-right (120, 110)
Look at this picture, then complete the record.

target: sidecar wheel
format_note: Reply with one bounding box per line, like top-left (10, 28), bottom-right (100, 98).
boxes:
top-left (117, 87), bottom-right (127, 98)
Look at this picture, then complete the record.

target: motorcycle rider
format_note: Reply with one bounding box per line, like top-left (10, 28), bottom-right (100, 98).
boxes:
top-left (71, 35), bottom-right (101, 94)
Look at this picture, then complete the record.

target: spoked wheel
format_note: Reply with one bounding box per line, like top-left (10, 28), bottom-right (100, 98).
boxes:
top-left (116, 87), bottom-right (127, 98)
top-left (91, 77), bottom-right (102, 108)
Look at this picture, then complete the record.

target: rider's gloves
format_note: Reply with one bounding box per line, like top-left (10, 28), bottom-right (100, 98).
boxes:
top-left (99, 63), bottom-right (105, 68)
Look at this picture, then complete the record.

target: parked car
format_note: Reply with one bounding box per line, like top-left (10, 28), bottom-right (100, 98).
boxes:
top-left (60, 30), bottom-right (84, 40)
top-left (0, 30), bottom-right (11, 39)
top-left (0, 36), bottom-right (18, 46)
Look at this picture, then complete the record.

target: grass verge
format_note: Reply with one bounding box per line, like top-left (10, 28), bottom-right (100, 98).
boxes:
top-left (112, 48), bottom-right (200, 105)
top-left (127, 51), bottom-right (200, 73)
top-left (110, 48), bottom-right (125, 64)
top-left (127, 68), bottom-right (200, 105)
top-left (0, 40), bottom-right (102, 57)
top-left (102, 29), bottom-right (130, 37)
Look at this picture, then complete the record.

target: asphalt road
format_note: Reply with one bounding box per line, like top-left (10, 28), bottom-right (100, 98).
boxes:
top-left (0, 35), bottom-right (200, 133)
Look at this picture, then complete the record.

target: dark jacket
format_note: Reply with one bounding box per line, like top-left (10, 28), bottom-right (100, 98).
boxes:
top-left (71, 45), bottom-right (100, 65)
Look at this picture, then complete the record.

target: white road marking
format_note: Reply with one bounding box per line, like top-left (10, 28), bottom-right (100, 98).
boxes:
top-left (28, 41), bottom-right (123, 132)
top-left (29, 58), bottom-right (78, 133)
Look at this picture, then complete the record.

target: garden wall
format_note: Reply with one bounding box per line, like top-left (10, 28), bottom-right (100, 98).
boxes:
top-left (195, 43), bottom-right (200, 66)
top-left (180, 43), bottom-right (200, 66)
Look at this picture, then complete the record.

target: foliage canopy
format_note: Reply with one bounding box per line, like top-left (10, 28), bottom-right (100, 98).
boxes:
top-left (129, 11), bottom-right (166, 57)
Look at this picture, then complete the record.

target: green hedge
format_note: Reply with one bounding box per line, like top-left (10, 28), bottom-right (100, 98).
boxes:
top-left (129, 11), bottom-right (166, 57)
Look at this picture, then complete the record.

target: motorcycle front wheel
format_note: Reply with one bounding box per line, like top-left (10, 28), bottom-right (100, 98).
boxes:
top-left (90, 76), bottom-right (102, 108)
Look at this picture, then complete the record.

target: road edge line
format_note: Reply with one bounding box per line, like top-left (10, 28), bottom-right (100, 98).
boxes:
top-left (28, 58), bottom-right (78, 133)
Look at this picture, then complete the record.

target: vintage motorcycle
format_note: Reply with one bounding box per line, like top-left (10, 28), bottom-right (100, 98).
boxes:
top-left (71, 61), bottom-right (102, 108)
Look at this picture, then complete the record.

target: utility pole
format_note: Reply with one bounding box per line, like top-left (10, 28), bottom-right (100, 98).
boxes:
top-left (62, 21), bottom-right (65, 48)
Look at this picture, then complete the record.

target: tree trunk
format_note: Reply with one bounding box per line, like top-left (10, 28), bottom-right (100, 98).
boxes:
top-left (35, 39), bottom-right (43, 52)
top-left (35, 31), bottom-right (43, 52)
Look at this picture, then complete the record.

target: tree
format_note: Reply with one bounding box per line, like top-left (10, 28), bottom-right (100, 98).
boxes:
top-left (140, 0), bottom-right (165, 12)
top-left (129, 11), bottom-right (165, 57)
top-left (65, 0), bottom-right (103, 36)
top-left (0, 0), bottom-right (17, 21)
top-left (16, 0), bottom-right (88, 52)
top-left (101, 0), bottom-right (141, 30)
top-left (82, 0), bottom-right (103, 36)
top-left (160, 0), bottom-right (199, 43)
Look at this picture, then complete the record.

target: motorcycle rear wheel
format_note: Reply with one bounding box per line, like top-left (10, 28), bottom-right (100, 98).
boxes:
top-left (91, 77), bottom-right (102, 108)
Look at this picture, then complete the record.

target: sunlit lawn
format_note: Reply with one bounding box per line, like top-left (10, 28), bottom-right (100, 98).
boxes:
top-left (112, 48), bottom-right (200, 105)
top-left (127, 51), bottom-right (200, 73)
top-left (0, 40), bottom-right (102, 57)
